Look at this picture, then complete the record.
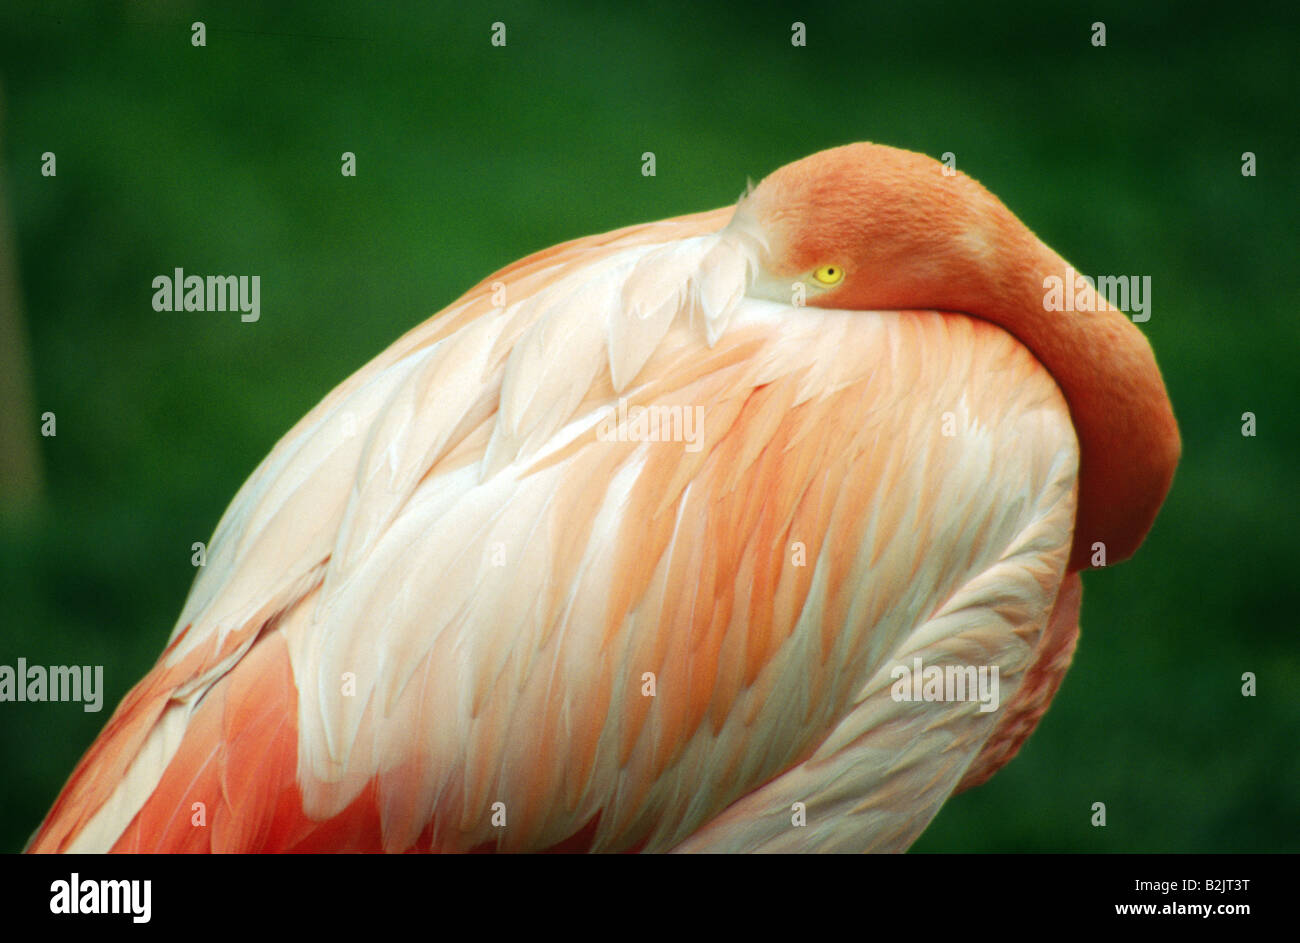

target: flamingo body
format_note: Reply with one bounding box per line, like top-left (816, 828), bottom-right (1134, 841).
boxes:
top-left (29, 143), bottom-right (1177, 853)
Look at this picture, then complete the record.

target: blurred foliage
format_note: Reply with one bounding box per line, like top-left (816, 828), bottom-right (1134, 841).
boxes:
top-left (0, 0), bottom-right (1296, 853)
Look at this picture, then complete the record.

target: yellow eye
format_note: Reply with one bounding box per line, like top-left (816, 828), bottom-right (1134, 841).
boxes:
top-left (813, 265), bottom-right (844, 285)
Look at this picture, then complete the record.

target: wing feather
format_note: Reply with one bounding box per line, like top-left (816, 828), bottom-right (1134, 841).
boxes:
top-left (29, 204), bottom-right (1080, 855)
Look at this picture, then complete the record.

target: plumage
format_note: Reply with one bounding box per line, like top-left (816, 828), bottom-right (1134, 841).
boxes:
top-left (28, 143), bottom-right (1178, 854)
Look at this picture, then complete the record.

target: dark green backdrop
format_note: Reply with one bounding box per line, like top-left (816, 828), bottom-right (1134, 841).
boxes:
top-left (1, 0), bottom-right (1296, 853)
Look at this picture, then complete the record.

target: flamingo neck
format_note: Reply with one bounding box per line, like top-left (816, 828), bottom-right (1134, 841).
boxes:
top-left (969, 233), bottom-right (1180, 571)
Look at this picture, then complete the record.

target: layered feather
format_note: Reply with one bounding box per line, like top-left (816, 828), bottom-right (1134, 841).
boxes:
top-left (29, 206), bottom-right (1080, 854)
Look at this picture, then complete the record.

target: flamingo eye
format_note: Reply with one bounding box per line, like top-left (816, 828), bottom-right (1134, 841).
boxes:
top-left (813, 265), bottom-right (844, 285)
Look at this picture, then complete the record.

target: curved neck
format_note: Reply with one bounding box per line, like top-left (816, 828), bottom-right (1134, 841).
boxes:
top-left (965, 232), bottom-right (1181, 570)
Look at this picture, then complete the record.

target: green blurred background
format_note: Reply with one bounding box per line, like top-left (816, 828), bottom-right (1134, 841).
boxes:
top-left (0, 0), bottom-right (1296, 853)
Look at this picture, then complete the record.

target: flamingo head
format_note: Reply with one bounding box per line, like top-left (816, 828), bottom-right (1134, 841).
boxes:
top-left (730, 142), bottom-right (1181, 571)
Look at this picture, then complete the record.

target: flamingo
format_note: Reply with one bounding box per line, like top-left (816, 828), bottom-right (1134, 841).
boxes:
top-left (28, 142), bottom-right (1179, 853)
